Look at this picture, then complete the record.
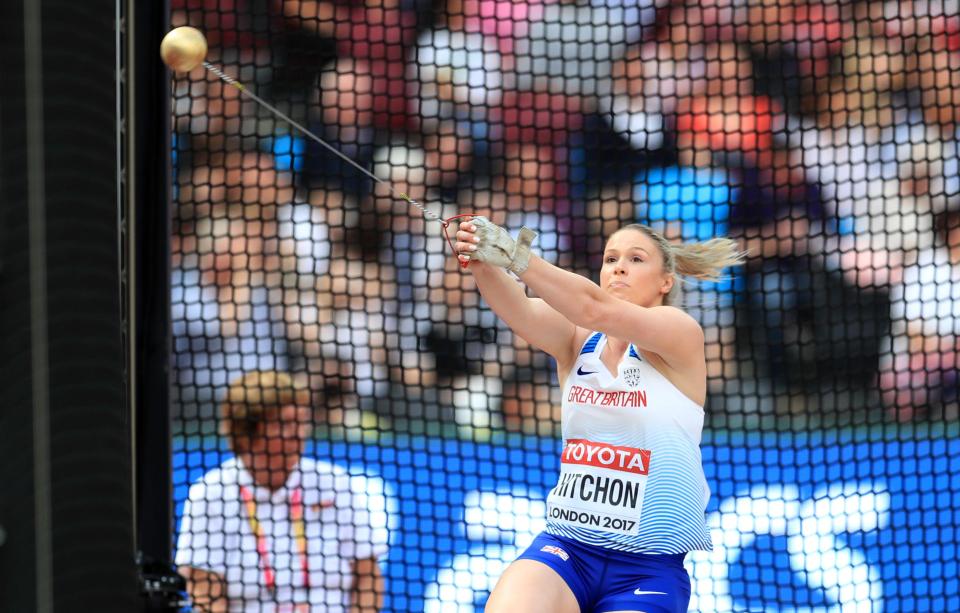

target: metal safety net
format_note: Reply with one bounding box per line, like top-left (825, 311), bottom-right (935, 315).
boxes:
top-left (168, 0), bottom-right (960, 610)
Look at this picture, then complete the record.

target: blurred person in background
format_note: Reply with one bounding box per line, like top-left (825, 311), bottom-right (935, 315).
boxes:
top-left (730, 179), bottom-right (894, 420)
top-left (275, 184), bottom-right (399, 420)
top-left (276, 0), bottom-right (427, 194)
top-left (170, 0), bottom-right (285, 165)
top-left (272, 0), bottom-right (421, 65)
top-left (910, 9), bottom-right (960, 211)
top-left (880, 206), bottom-right (960, 422)
top-left (499, 365), bottom-right (562, 436)
top-left (406, 0), bottom-right (606, 230)
top-left (302, 57), bottom-right (381, 195)
top-left (172, 152), bottom-right (297, 425)
top-left (173, 151), bottom-right (395, 426)
top-left (171, 43), bottom-right (275, 165)
top-left (176, 370), bottom-right (390, 612)
top-left (272, 0), bottom-right (422, 128)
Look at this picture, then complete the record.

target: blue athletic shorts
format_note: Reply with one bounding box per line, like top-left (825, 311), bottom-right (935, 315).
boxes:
top-left (516, 532), bottom-right (691, 613)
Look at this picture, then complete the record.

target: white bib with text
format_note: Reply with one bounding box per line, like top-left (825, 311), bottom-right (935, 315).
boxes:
top-left (546, 439), bottom-right (651, 536)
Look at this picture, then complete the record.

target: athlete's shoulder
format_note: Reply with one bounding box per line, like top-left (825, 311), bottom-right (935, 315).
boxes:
top-left (647, 305), bottom-right (704, 338)
top-left (649, 304), bottom-right (700, 323)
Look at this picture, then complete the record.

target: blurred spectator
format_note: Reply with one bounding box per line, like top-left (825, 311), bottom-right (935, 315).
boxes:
top-left (277, 183), bottom-right (410, 413)
top-left (276, 0), bottom-right (424, 132)
top-left (407, 27), bottom-right (504, 132)
top-left (732, 186), bottom-right (893, 418)
top-left (596, 2), bottom-right (781, 174)
top-left (499, 366), bottom-right (561, 436)
top-left (353, 141), bottom-right (461, 397)
top-left (172, 153), bottom-right (296, 424)
top-left (913, 32), bottom-right (960, 209)
top-left (880, 207), bottom-right (960, 421)
top-left (302, 250), bottom-right (401, 408)
top-left (675, 94), bottom-right (779, 167)
top-left (173, 152), bottom-right (395, 425)
top-left (300, 58), bottom-right (381, 194)
top-left (365, 142), bottom-right (446, 257)
top-left (782, 76), bottom-right (940, 242)
top-left (172, 0), bottom-right (275, 50)
top-left (598, 41), bottom-right (673, 154)
top-left (172, 45), bottom-right (275, 163)
top-left (662, 34), bottom-right (780, 170)
top-left (273, 0), bottom-right (421, 64)
top-left (167, 0), bottom-right (960, 429)
top-left (407, 0), bottom-right (615, 216)
top-left (465, 0), bottom-right (669, 96)
top-left (176, 370), bottom-right (390, 611)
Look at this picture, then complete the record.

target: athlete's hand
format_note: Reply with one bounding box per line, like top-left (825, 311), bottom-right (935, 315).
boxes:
top-left (456, 217), bottom-right (537, 274)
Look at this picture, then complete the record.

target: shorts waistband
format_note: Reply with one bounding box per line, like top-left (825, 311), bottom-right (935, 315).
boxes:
top-left (548, 533), bottom-right (688, 567)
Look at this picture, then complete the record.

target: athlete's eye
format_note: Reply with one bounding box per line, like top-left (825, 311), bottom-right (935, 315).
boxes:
top-left (604, 256), bottom-right (617, 264)
top-left (632, 256), bottom-right (643, 263)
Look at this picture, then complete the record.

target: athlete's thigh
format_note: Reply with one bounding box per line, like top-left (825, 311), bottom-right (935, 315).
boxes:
top-left (484, 559), bottom-right (581, 613)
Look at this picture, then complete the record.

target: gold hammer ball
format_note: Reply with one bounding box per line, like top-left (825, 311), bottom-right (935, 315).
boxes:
top-left (160, 26), bottom-right (208, 72)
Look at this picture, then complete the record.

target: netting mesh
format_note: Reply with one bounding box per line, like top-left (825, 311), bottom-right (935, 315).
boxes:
top-left (169, 0), bottom-right (960, 611)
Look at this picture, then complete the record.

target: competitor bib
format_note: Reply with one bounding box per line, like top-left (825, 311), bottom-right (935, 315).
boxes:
top-left (546, 439), bottom-right (651, 536)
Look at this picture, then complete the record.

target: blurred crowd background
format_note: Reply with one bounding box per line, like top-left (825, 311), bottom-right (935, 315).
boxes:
top-left (169, 0), bottom-right (960, 436)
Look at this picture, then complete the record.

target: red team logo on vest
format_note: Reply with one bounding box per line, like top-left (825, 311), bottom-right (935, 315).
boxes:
top-left (561, 439), bottom-right (650, 475)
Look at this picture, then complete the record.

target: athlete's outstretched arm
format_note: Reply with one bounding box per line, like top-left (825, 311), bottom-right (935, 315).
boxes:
top-left (514, 255), bottom-right (704, 369)
top-left (466, 260), bottom-right (578, 367)
top-left (456, 219), bottom-right (701, 369)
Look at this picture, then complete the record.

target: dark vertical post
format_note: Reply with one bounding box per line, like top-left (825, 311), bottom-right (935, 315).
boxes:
top-left (0, 0), bottom-right (139, 611)
top-left (0, 3), bottom-right (38, 612)
top-left (128, 0), bottom-right (174, 572)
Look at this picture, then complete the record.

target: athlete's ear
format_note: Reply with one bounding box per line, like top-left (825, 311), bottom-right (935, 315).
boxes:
top-left (660, 273), bottom-right (674, 295)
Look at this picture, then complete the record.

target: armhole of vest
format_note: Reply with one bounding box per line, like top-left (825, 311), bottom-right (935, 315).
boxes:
top-left (579, 332), bottom-right (603, 356)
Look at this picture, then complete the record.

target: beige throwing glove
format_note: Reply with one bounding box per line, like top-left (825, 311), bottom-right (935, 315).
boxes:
top-left (470, 217), bottom-right (538, 275)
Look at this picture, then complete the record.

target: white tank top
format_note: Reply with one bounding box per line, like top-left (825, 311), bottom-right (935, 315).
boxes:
top-left (544, 332), bottom-right (713, 554)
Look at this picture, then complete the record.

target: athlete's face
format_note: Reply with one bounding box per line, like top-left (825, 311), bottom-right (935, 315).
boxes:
top-left (600, 229), bottom-right (674, 307)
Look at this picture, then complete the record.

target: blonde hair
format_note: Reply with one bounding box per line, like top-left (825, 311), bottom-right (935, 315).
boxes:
top-left (219, 370), bottom-right (311, 451)
top-left (612, 224), bottom-right (747, 306)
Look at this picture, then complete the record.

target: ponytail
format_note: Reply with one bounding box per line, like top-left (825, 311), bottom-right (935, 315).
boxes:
top-left (613, 224), bottom-right (747, 306)
top-left (672, 237), bottom-right (748, 281)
